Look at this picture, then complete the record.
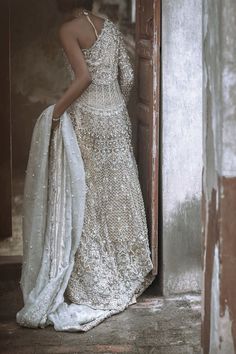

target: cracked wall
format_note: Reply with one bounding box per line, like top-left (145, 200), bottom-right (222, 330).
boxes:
top-left (202, 0), bottom-right (236, 352)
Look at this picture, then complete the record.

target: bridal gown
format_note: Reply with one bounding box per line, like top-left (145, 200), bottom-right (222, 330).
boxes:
top-left (16, 16), bottom-right (155, 332)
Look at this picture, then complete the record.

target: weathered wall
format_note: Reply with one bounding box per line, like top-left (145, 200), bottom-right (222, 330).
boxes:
top-left (161, 0), bottom-right (202, 294)
top-left (202, 0), bottom-right (236, 352)
top-left (11, 0), bottom-right (70, 174)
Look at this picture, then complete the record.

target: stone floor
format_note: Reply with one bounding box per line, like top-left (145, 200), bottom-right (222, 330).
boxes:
top-left (0, 260), bottom-right (201, 354)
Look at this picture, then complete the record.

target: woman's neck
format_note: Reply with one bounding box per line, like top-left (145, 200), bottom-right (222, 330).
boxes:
top-left (71, 7), bottom-right (89, 18)
top-left (64, 7), bottom-right (89, 22)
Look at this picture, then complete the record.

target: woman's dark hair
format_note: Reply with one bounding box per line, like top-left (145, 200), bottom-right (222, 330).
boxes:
top-left (57, 0), bottom-right (94, 13)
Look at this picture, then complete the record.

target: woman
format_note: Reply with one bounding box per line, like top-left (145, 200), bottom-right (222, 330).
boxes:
top-left (16, 0), bottom-right (155, 332)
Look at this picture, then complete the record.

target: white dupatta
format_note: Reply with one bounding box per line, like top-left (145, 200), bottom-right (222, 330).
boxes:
top-left (16, 105), bottom-right (89, 330)
top-left (16, 105), bottom-right (116, 332)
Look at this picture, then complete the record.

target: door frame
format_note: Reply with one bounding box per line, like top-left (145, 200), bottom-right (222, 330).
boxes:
top-left (135, 0), bottom-right (161, 276)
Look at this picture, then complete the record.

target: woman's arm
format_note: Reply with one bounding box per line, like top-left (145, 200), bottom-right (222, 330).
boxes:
top-left (117, 30), bottom-right (134, 105)
top-left (52, 22), bottom-right (92, 128)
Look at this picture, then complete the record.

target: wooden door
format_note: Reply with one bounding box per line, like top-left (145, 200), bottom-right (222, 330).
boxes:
top-left (135, 0), bottom-right (161, 275)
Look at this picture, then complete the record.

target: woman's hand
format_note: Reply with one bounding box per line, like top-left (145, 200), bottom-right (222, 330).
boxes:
top-left (51, 107), bottom-right (62, 131)
top-left (51, 117), bottom-right (61, 131)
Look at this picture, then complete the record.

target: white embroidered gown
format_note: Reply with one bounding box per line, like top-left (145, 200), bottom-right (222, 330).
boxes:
top-left (16, 16), bottom-right (154, 332)
top-left (58, 16), bottom-right (155, 330)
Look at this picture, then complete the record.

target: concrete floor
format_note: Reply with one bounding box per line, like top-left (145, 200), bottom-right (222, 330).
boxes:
top-left (0, 260), bottom-right (201, 354)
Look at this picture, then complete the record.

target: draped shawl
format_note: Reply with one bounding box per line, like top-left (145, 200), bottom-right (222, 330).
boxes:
top-left (16, 105), bottom-right (127, 331)
top-left (16, 105), bottom-right (93, 330)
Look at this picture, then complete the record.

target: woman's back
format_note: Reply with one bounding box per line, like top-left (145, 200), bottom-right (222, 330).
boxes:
top-left (62, 14), bottom-right (134, 110)
top-left (71, 13), bottom-right (106, 51)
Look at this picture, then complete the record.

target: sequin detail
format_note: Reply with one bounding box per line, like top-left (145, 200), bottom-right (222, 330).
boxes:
top-left (61, 19), bottom-right (154, 314)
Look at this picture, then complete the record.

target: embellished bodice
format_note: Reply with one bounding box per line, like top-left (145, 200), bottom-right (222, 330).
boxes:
top-left (81, 19), bottom-right (120, 84)
top-left (62, 18), bottom-right (134, 110)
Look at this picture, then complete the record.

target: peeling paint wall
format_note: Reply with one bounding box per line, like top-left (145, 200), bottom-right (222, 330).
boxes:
top-left (162, 0), bottom-right (202, 294)
top-left (202, 0), bottom-right (236, 352)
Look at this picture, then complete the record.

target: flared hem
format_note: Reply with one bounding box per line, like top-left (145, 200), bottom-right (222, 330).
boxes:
top-left (57, 269), bottom-right (155, 332)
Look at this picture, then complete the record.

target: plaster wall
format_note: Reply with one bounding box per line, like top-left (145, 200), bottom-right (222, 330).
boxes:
top-left (162, 0), bottom-right (202, 294)
top-left (202, 0), bottom-right (236, 352)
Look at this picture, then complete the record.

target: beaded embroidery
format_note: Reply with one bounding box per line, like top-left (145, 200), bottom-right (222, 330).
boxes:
top-left (61, 18), bottom-right (154, 313)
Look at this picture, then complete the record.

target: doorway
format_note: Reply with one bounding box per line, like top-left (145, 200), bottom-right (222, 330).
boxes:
top-left (0, 0), bottom-right (161, 288)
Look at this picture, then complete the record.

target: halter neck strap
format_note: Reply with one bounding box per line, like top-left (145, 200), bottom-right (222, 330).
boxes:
top-left (83, 11), bottom-right (99, 39)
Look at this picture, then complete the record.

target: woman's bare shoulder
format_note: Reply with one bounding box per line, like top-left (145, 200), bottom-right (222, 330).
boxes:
top-left (57, 19), bottom-right (81, 43)
top-left (60, 13), bottom-right (106, 29)
top-left (59, 18), bottom-right (78, 34)
top-left (58, 13), bottom-right (111, 41)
